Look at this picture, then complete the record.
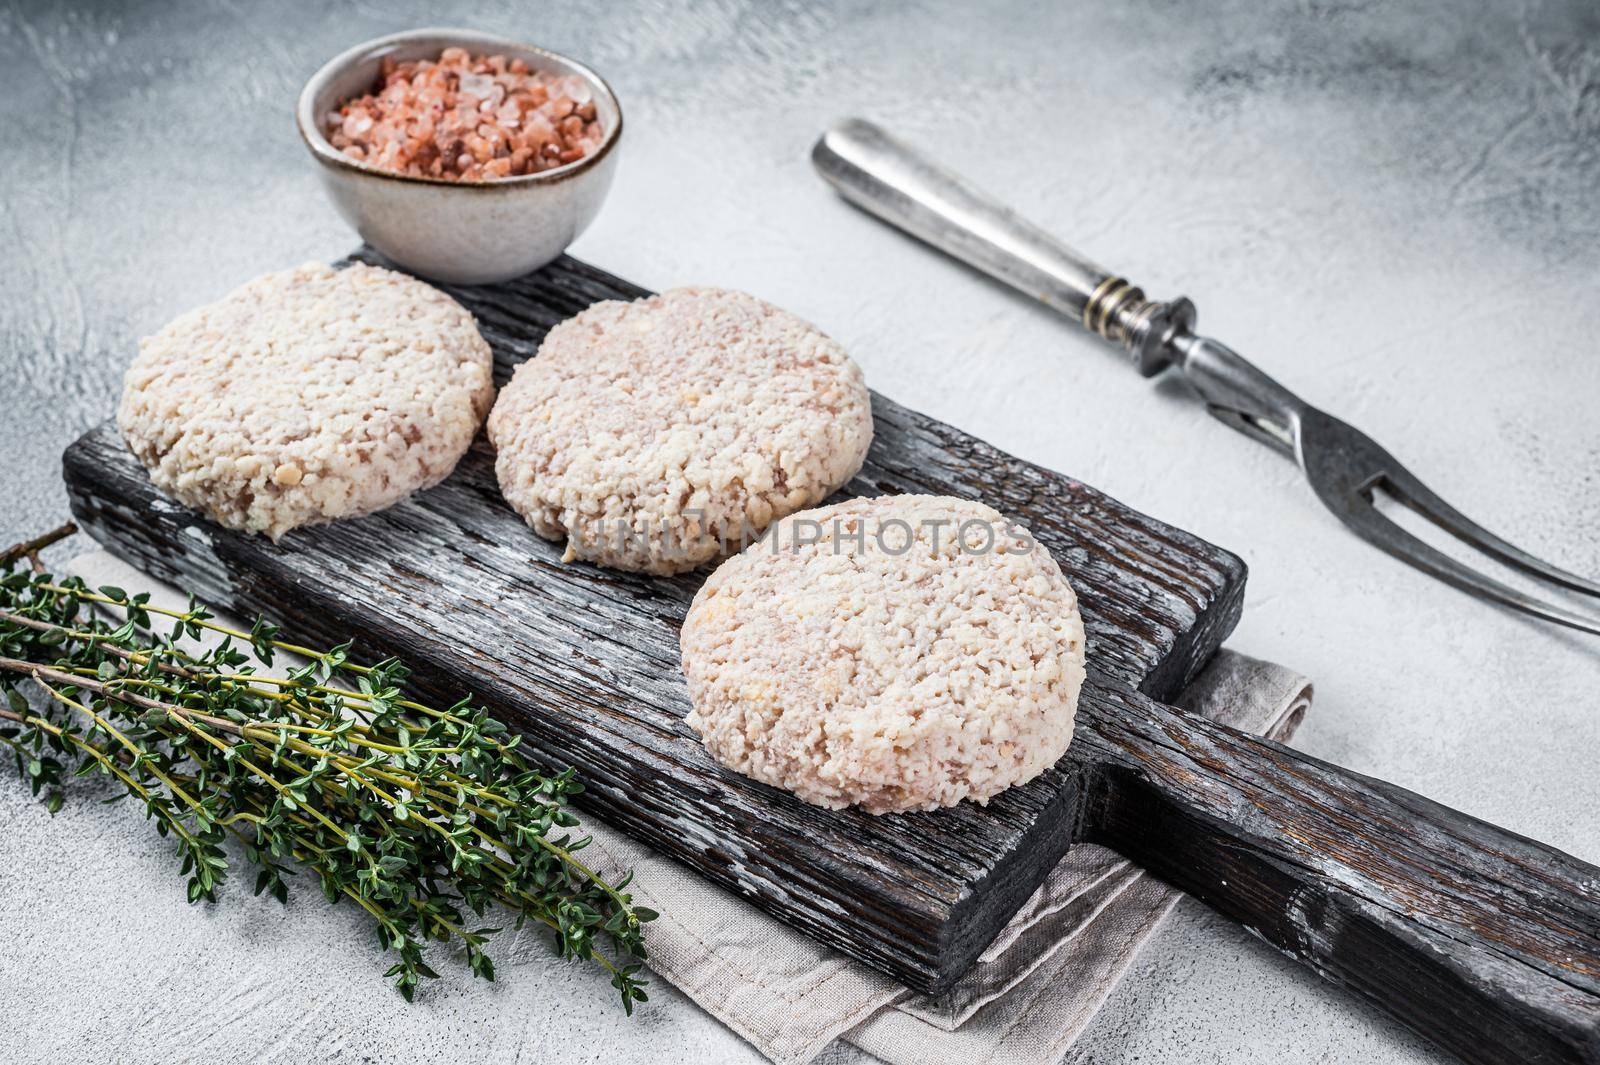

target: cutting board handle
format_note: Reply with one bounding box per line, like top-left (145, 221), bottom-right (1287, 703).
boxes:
top-left (1080, 686), bottom-right (1600, 1065)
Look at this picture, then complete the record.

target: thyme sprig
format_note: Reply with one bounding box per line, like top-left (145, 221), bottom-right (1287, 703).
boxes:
top-left (0, 528), bottom-right (654, 1011)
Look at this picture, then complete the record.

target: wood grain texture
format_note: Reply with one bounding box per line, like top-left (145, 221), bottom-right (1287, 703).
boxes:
top-left (61, 252), bottom-right (1246, 993)
top-left (57, 254), bottom-right (1600, 1062)
top-left (1076, 684), bottom-right (1600, 1065)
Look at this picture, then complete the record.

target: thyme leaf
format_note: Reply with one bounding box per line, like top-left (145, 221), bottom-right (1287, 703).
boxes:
top-left (0, 528), bottom-right (653, 1012)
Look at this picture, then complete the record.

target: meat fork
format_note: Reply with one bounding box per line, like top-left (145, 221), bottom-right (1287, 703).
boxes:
top-left (813, 118), bottom-right (1600, 635)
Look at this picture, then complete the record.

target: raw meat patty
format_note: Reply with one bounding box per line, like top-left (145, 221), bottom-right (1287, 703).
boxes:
top-left (487, 286), bottom-right (873, 575)
top-left (117, 262), bottom-right (494, 540)
top-left (679, 494), bottom-right (1087, 814)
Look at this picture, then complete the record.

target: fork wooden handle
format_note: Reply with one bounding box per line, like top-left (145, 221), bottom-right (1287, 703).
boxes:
top-left (1080, 685), bottom-right (1600, 1065)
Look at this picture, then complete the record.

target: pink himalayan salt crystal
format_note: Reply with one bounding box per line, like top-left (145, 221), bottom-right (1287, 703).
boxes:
top-left (325, 50), bottom-right (605, 182)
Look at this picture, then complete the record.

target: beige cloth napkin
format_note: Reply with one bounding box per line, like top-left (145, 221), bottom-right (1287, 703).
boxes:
top-left (70, 551), bottom-right (1311, 1065)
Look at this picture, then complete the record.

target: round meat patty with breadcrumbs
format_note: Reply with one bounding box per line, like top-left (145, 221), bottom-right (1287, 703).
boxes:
top-left (486, 286), bottom-right (873, 575)
top-left (117, 262), bottom-right (494, 540)
top-left (679, 494), bottom-right (1087, 814)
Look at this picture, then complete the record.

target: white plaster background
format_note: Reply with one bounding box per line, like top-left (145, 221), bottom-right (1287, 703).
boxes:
top-left (2, 1), bottom-right (1597, 1061)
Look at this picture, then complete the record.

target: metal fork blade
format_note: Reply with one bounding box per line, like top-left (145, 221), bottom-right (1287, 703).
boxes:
top-left (1380, 459), bottom-right (1600, 599)
top-left (1295, 407), bottom-right (1600, 636)
top-left (1332, 498), bottom-right (1600, 636)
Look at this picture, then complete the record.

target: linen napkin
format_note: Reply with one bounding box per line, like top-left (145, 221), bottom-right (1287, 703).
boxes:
top-left (68, 551), bottom-right (1311, 1065)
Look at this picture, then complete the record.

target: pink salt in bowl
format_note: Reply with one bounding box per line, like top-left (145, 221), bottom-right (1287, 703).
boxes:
top-left (297, 28), bottom-right (623, 285)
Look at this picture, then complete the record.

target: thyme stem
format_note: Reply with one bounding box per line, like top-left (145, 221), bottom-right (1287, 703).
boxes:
top-left (0, 538), bottom-right (655, 1010)
top-left (0, 523), bottom-right (77, 567)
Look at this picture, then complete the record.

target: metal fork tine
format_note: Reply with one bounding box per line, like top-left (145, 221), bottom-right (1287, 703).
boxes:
top-left (1334, 494), bottom-right (1600, 636)
top-left (1379, 462), bottom-right (1600, 599)
top-left (1295, 408), bottom-right (1600, 633)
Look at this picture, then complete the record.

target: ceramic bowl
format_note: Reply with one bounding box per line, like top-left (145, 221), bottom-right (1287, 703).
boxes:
top-left (297, 28), bottom-right (622, 285)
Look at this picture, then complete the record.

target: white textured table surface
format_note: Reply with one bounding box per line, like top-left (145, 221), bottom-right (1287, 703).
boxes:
top-left (3, 2), bottom-right (1598, 1062)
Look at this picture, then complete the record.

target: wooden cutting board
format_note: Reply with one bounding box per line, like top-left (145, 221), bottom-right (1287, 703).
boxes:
top-left (63, 251), bottom-right (1245, 993)
top-left (63, 253), bottom-right (1600, 1065)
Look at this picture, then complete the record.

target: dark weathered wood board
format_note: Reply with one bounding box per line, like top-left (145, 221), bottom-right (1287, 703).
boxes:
top-left (63, 252), bottom-right (1245, 993)
top-left (1076, 684), bottom-right (1600, 1065)
top-left (60, 253), bottom-right (1600, 1063)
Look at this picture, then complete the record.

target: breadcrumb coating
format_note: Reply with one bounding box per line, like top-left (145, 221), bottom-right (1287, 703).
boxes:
top-left (487, 286), bottom-right (873, 575)
top-left (680, 495), bottom-right (1087, 814)
top-left (117, 262), bottom-right (494, 540)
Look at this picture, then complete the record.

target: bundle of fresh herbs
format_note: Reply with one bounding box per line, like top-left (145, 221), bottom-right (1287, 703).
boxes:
top-left (0, 525), bottom-right (653, 1011)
